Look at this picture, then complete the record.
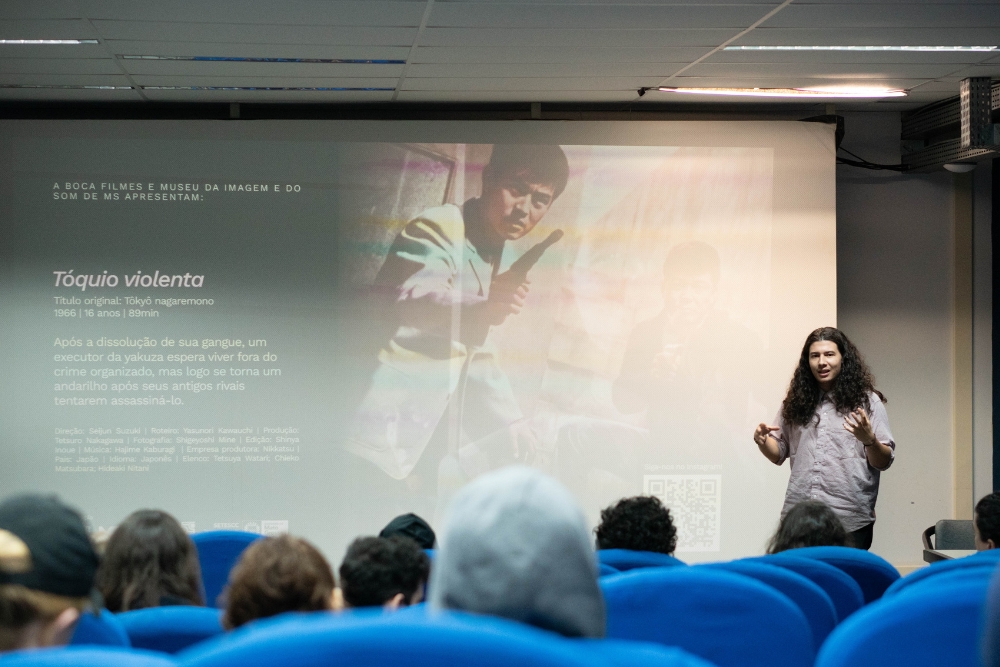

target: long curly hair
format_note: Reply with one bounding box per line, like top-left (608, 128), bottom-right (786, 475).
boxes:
top-left (781, 327), bottom-right (885, 426)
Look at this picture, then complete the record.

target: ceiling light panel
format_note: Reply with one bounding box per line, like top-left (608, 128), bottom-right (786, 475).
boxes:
top-left (0, 39), bottom-right (98, 44)
top-left (653, 86), bottom-right (907, 98)
top-left (725, 46), bottom-right (997, 52)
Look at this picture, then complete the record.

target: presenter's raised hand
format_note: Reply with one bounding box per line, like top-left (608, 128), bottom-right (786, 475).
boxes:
top-left (844, 408), bottom-right (876, 446)
top-left (754, 423), bottom-right (782, 464)
top-left (754, 423), bottom-right (779, 447)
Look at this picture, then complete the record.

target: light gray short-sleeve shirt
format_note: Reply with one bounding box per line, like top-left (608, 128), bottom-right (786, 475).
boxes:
top-left (773, 392), bottom-right (894, 532)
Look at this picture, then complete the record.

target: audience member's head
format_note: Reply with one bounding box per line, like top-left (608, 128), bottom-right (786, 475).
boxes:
top-left (97, 509), bottom-right (204, 612)
top-left (379, 513), bottom-right (436, 549)
top-left (429, 466), bottom-right (605, 638)
top-left (0, 495), bottom-right (99, 652)
top-left (595, 496), bottom-right (678, 555)
top-left (766, 500), bottom-right (847, 554)
top-left (975, 492), bottom-right (1000, 551)
top-left (338, 536), bottom-right (430, 609)
top-left (222, 535), bottom-right (335, 630)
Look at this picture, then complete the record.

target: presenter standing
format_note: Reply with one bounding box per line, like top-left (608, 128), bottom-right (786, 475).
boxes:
top-left (754, 327), bottom-right (894, 550)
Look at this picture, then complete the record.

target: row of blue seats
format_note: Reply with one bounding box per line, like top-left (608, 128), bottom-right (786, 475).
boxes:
top-left (21, 543), bottom-right (998, 667)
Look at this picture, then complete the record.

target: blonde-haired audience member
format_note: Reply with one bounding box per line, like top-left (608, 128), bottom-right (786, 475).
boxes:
top-left (0, 495), bottom-right (100, 652)
top-left (222, 534), bottom-right (335, 630)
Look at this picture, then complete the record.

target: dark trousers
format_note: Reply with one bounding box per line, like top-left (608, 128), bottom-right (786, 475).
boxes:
top-left (848, 522), bottom-right (875, 550)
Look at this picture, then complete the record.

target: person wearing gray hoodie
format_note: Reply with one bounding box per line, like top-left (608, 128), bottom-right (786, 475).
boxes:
top-left (427, 466), bottom-right (605, 638)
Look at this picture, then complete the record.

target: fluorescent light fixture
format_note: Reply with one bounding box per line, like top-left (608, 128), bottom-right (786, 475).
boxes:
top-left (0, 39), bottom-right (99, 45)
top-left (122, 55), bottom-right (405, 64)
top-left (141, 86), bottom-right (394, 91)
top-left (725, 45), bottom-right (997, 52)
top-left (0, 84), bottom-right (131, 90)
top-left (652, 86), bottom-right (906, 98)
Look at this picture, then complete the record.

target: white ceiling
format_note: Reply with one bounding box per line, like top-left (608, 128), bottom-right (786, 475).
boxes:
top-left (1, 0), bottom-right (999, 110)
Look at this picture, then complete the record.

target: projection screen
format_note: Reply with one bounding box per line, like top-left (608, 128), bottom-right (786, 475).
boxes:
top-left (0, 119), bottom-right (836, 565)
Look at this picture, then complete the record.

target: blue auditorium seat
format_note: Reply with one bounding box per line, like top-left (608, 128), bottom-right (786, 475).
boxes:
top-left (750, 554), bottom-right (865, 622)
top-left (190, 530), bottom-right (261, 608)
top-left (0, 646), bottom-right (176, 667)
top-left (814, 578), bottom-right (987, 667)
top-left (118, 606), bottom-right (224, 654)
top-left (601, 567), bottom-right (813, 667)
top-left (597, 549), bottom-right (685, 572)
top-left (177, 609), bottom-right (609, 667)
top-left (884, 555), bottom-right (998, 597)
top-left (70, 609), bottom-right (130, 647)
top-left (781, 546), bottom-right (899, 603)
top-left (703, 560), bottom-right (837, 649)
top-left (582, 638), bottom-right (718, 667)
top-left (598, 563), bottom-right (620, 577)
top-left (980, 564), bottom-right (1000, 667)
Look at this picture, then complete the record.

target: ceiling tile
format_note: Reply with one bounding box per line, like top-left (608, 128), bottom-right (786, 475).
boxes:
top-left (410, 45), bottom-right (713, 64)
top-left (418, 28), bottom-right (738, 47)
top-left (406, 62), bottom-right (685, 78)
top-left (762, 3), bottom-right (1000, 28)
top-left (121, 60), bottom-right (405, 78)
top-left (90, 21), bottom-right (417, 46)
top-left (427, 3), bottom-right (772, 29)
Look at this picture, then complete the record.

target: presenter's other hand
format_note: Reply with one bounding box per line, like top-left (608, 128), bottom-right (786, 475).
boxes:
top-left (754, 423), bottom-right (779, 447)
top-left (844, 408), bottom-right (876, 446)
top-left (487, 271), bottom-right (530, 324)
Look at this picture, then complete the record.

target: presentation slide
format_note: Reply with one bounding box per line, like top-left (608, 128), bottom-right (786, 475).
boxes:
top-left (0, 120), bottom-right (835, 563)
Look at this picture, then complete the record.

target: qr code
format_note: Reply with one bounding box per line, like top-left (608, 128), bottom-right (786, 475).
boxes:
top-left (644, 474), bottom-right (721, 552)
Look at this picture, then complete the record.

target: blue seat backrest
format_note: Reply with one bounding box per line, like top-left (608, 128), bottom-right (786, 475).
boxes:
top-left (579, 638), bottom-right (718, 667)
top-left (884, 557), bottom-right (998, 597)
top-left (118, 606), bottom-right (224, 654)
top-left (0, 646), bottom-right (176, 667)
top-left (597, 549), bottom-right (685, 572)
top-left (178, 609), bottom-right (609, 667)
top-left (598, 563), bottom-right (620, 577)
top-left (71, 609), bottom-right (131, 647)
top-left (190, 531), bottom-right (262, 608)
top-left (703, 560), bottom-right (837, 649)
top-left (815, 578), bottom-right (987, 667)
top-left (749, 554), bottom-right (864, 623)
top-left (600, 566), bottom-right (814, 667)
top-left (782, 546), bottom-right (899, 603)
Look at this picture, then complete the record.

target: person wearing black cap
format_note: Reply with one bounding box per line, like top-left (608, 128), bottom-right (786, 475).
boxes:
top-left (379, 513), bottom-right (436, 549)
top-left (0, 494), bottom-right (100, 652)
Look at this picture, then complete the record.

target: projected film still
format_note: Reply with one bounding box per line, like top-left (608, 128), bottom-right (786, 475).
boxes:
top-left (0, 120), bottom-right (836, 561)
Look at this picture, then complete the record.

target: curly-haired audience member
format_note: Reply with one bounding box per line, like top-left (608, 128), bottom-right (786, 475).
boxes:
top-left (338, 536), bottom-right (430, 609)
top-left (222, 535), bottom-right (335, 630)
top-left (754, 327), bottom-right (895, 550)
top-left (975, 492), bottom-right (1000, 551)
top-left (97, 510), bottom-right (204, 611)
top-left (766, 500), bottom-right (848, 554)
top-left (595, 496), bottom-right (678, 555)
